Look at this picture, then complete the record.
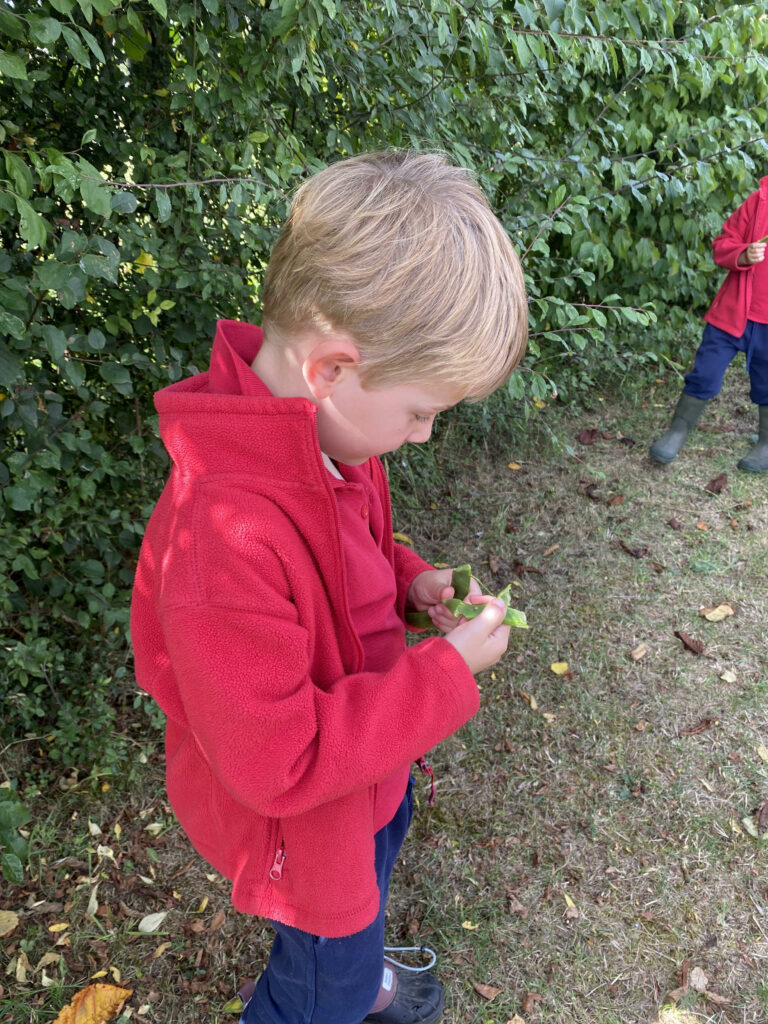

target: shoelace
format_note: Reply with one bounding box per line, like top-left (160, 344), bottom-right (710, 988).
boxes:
top-left (383, 944), bottom-right (437, 972)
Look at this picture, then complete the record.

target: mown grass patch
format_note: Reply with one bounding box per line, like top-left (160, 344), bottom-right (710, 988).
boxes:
top-left (2, 374), bottom-right (766, 1023)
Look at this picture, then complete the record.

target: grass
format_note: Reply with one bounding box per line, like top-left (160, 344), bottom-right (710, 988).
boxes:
top-left (2, 372), bottom-right (768, 1024)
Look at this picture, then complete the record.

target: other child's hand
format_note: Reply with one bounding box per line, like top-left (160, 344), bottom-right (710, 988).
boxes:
top-left (740, 241), bottom-right (766, 265)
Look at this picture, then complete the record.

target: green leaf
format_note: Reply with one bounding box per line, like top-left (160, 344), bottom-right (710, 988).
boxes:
top-left (14, 197), bottom-right (47, 250)
top-left (28, 16), bottom-right (63, 47)
top-left (0, 312), bottom-right (25, 341)
top-left (61, 25), bottom-right (91, 67)
top-left (0, 50), bottom-right (28, 80)
top-left (100, 362), bottom-right (133, 394)
top-left (79, 26), bottom-right (106, 63)
top-left (1, 852), bottom-right (24, 886)
top-left (148, 0), bottom-right (168, 15)
top-left (78, 161), bottom-right (112, 218)
top-left (111, 191), bottom-right (139, 214)
top-left (155, 189), bottom-right (172, 222)
top-left (0, 340), bottom-right (23, 385)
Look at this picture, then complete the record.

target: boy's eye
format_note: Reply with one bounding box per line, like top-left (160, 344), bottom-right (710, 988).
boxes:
top-left (413, 413), bottom-right (432, 424)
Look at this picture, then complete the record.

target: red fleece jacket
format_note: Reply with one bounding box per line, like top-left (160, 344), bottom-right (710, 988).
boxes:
top-left (704, 176), bottom-right (768, 337)
top-left (130, 321), bottom-right (480, 937)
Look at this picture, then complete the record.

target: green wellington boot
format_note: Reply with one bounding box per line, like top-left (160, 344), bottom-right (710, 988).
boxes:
top-left (737, 404), bottom-right (768, 472)
top-left (649, 393), bottom-right (708, 464)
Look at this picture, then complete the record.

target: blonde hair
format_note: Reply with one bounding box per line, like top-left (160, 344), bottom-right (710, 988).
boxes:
top-left (261, 150), bottom-right (528, 400)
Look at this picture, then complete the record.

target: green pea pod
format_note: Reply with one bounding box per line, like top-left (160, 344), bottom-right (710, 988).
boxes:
top-left (405, 609), bottom-right (433, 629)
top-left (451, 563), bottom-right (472, 601)
top-left (444, 597), bottom-right (528, 629)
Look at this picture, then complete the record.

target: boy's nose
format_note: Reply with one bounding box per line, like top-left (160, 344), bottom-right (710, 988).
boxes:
top-left (409, 421), bottom-right (434, 444)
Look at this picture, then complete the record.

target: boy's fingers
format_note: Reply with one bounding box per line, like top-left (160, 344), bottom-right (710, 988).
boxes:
top-left (472, 599), bottom-right (508, 633)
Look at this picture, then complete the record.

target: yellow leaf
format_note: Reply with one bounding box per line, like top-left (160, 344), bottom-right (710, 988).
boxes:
top-left (36, 952), bottom-right (62, 972)
top-left (135, 251), bottom-right (154, 274)
top-left (49, 922), bottom-right (70, 933)
top-left (550, 662), bottom-right (569, 675)
top-left (563, 893), bottom-right (576, 907)
top-left (392, 532), bottom-right (413, 546)
top-left (197, 896), bottom-right (209, 913)
top-left (758, 745), bottom-right (768, 763)
top-left (152, 943), bottom-right (171, 959)
top-left (532, 397), bottom-right (546, 409)
top-left (506, 1016), bottom-right (527, 1024)
top-left (91, 971), bottom-right (108, 979)
top-left (696, 521), bottom-right (708, 531)
top-left (508, 462), bottom-right (521, 470)
top-left (51, 982), bottom-right (133, 1024)
top-left (699, 603), bottom-right (735, 622)
top-left (461, 920), bottom-right (480, 930)
top-left (629, 643), bottom-right (648, 661)
top-left (720, 669), bottom-right (737, 683)
top-left (542, 712), bottom-right (556, 722)
top-left (0, 910), bottom-right (19, 937)
top-left (520, 691), bottom-right (538, 711)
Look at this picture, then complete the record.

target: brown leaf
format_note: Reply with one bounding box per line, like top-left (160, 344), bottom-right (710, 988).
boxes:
top-left (651, 561), bottom-right (666, 573)
top-left (756, 800), bottom-right (768, 836)
top-left (673, 631), bottom-right (704, 655)
top-left (577, 428), bottom-right (601, 445)
top-left (618, 436), bottom-right (637, 446)
top-left (473, 982), bottom-right (503, 1001)
top-left (705, 473), bottom-right (728, 494)
top-left (678, 717), bottom-right (716, 736)
top-left (488, 554), bottom-right (500, 574)
top-left (578, 480), bottom-right (601, 500)
top-left (619, 541), bottom-right (648, 559)
top-left (209, 908), bottom-right (226, 933)
top-left (52, 983), bottom-right (133, 1024)
top-left (522, 992), bottom-right (543, 1014)
top-left (607, 494), bottom-right (625, 506)
top-left (666, 518), bottom-right (683, 530)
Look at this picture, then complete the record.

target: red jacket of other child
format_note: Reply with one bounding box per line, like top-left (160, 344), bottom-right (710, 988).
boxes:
top-left (130, 321), bottom-right (480, 938)
top-left (704, 175), bottom-right (768, 337)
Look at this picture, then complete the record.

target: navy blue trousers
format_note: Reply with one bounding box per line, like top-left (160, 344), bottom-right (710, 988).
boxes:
top-left (241, 779), bottom-right (414, 1024)
top-left (684, 320), bottom-right (768, 405)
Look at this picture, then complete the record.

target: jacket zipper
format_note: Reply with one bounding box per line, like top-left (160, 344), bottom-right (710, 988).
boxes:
top-left (269, 841), bottom-right (285, 881)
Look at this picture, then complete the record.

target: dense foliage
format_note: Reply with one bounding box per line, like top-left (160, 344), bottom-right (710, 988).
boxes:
top-left (1, 0), bottom-right (767, 773)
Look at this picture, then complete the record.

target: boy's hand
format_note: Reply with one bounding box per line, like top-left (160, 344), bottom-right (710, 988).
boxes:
top-left (444, 596), bottom-right (510, 675)
top-left (407, 568), bottom-right (483, 633)
top-left (739, 241), bottom-right (766, 265)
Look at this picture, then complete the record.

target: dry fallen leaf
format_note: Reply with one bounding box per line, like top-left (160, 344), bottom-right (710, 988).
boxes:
top-left (506, 1017), bottom-right (527, 1024)
top-left (550, 662), bottom-right (569, 675)
top-left (720, 669), bottom-right (737, 684)
top-left (705, 473), bottom-right (728, 494)
top-left (519, 690), bottom-right (538, 710)
top-left (699, 603), bottom-right (735, 622)
top-left (629, 642), bottom-right (648, 661)
top-left (461, 920), bottom-right (480, 930)
top-left (52, 983), bottom-right (133, 1024)
top-left (508, 462), bottom-right (521, 470)
top-left (577, 428), bottom-right (601, 445)
top-left (392, 532), bottom-right (413, 546)
top-left (473, 981), bottom-right (503, 1001)
top-left (689, 966), bottom-right (709, 992)
top-left (619, 540), bottom-right (648, 558)
top-left (679, 717), bottom-right (717, 737)
top-left (0, 910), bottom-right (19, 938)
top-left (522, 992), bottom-right (543, 1014)
top-left (757, 745), bottom-right (768, 763)
top-left (137, 911), bottom-right (168, 933)
top-left (673, 631), bottom-right (704, 655)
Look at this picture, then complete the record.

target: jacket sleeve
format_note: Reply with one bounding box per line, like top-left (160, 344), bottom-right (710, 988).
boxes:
top-left (712, 191), bottom-right (759, 271)
top-left (160, 562), bottom-right (479, 821)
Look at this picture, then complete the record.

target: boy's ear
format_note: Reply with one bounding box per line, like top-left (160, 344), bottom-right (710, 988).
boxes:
top-left (303, 336), bottom-right (361, 400)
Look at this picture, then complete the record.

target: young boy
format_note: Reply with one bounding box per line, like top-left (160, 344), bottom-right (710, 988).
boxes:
top-left (130, 150), bottom-right (528, 1024)
top-left (650, 175), bottom-right (768, 471)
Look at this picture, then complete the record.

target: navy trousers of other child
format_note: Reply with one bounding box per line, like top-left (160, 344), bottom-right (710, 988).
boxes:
top-left (684, 321), bottom-right (768, 405)
top-left (241, 779), bottom-right (414, 1024)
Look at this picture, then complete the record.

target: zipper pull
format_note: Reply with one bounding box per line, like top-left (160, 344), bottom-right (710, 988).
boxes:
top-left (269, 842), bottom-right (285, 881)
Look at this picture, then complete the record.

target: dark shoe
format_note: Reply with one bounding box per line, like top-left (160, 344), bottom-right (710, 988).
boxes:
top-left (650, 393), bottom-right (708, 464)
top-left (362, 965), bottom-right (444, 1024)
top-left (737, 405), bottom-right (768, 472)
